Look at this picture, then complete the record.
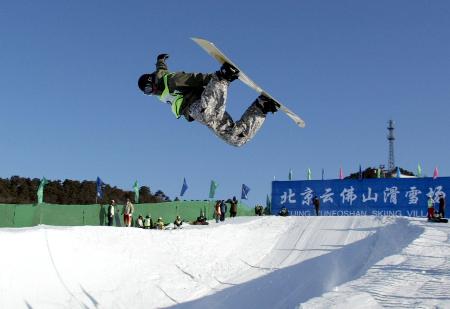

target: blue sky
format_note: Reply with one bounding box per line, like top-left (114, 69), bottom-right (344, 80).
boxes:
top-left (1, 1), bottom-right (449, 207)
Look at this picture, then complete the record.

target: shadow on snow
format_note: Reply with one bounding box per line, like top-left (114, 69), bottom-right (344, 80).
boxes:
top-left (171, 218), bottom-right (423, 309)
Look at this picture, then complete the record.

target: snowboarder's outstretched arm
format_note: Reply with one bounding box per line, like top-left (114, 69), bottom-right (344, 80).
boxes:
top-left (168, 72), bottom-right (214, 91)
top-left (154, 53), bottom-right (213, 94)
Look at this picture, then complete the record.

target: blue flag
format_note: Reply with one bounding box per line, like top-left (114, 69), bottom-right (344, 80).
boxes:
top-left (96, 177), bottom-right (105, 199)
top-left (180, 178), bottom-right (188, 196)
top-left (241, 184), bottom-right (250, 200)
top-left (397, 167), bottom-right (401, 178)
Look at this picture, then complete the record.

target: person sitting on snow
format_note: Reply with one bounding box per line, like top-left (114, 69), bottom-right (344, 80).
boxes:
top-left (136, 215), bottom-right (144, 228)
top-left (173, 215), bottom-right (183, 229)
top-left (193, 211), bottom-right (208, 225)
top-left (155, 217), bottom-right (165, 230)
top-left (278, 207), bottom-right (289, 217)
top-left (144, 214), bottom-right (153, 229)
top-left (255, 205), bottom-right (264, 216)
top-left (137, 54), bottom-right (279, 147)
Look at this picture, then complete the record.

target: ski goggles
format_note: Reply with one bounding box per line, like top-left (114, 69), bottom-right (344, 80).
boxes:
top-left (142, 74), bottom-right (156, 95)
top-left (143, 83), bottom-right (153, 95)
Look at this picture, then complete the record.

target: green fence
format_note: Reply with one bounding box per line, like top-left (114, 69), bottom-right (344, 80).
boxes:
top-left (0, 201), bottom-right (254, 228)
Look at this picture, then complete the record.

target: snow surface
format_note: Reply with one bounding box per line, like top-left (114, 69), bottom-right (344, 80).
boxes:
top-left (1, 216), bottom-right (449, 309)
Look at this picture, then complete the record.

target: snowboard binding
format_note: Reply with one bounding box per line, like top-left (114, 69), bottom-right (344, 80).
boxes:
top-left (257, 94), bottom-right (281, 115)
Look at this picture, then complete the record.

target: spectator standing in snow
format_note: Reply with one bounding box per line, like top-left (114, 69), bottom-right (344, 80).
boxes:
top-left (427, 196), bottom-right (435, 220)
top-left (313, 195), bottom-right (320, 216)
top-left (438, 194), bottom-right (446, 218)
top-left (220, 200), bottom-right (227, 222)
top-left (229, 196), bottom-right (238, 218)
top-left (107, 200), bottom-right (116, 226)
top-left (123, 198), bottom-right (135, 227)
top-left (214, 200), bottom-right (221, 223)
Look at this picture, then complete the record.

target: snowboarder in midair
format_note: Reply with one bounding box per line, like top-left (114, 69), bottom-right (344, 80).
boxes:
top-left (138, 54), bottom-right (279, 147)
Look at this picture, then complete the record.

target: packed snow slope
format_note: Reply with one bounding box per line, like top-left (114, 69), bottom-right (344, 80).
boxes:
top-left (1, 216), bottom-right (449, 309)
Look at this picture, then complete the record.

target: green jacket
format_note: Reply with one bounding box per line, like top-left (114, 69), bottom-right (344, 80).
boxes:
top-left (153, 58), bottom-right (214, 121)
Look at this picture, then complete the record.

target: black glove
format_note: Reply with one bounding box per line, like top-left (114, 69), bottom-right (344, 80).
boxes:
top-left (216, 62), bottom-right (239, 82)
top-left (157, 54), bottom-right (169, 61)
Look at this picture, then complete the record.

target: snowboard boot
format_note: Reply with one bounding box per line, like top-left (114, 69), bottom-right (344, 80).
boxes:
top-left (216, 62), bottom-right (240, 82)
top-left (256, 94), bottom-right (280, 115)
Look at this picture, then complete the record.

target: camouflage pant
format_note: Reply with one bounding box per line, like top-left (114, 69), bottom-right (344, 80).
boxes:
top-left (188, 75), bottom-right (266, 147)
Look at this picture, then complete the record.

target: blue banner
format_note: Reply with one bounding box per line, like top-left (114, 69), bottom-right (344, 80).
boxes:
top-left (271, 177), bottom-right (449, 217)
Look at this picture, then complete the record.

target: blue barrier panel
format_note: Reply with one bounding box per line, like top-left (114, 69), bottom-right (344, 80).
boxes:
top-left (271, 177), bottom-right (449, 217)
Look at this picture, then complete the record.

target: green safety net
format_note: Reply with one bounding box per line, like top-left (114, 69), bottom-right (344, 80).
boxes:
top-left (0, 201), bottom-right (254, 228)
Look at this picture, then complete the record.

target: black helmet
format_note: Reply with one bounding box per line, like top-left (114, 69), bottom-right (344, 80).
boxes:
top-left (138, 73), bottom-right (155, 95)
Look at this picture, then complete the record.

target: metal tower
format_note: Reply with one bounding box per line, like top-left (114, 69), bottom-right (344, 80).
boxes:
top-left (387, 120), bottom-right (395, 171)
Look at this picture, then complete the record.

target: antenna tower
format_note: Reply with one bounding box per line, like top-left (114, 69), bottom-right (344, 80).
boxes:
top-left (387, 120), bottom-right (395, 171)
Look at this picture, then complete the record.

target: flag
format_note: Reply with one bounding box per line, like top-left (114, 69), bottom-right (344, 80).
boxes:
top-left (133, 180), bottom-right (139, 203)
top-left (241, 184), bottom-right (250, 199)
top-left (358, 165), bottom-right (363, 180)
top-left (96, 177), bottom-right (105, 199)
top-left (180, 177), bottom-right (188, 196)
top-left (209, 180), bottom-right (218, 198)
top-left (433, 167), bottom-right (439, 179)
top-left (288, 169), bottom-right (293, 181)
top-left (376, 168), bottom-right (381, 178)
top-left (417, 163), bottom-right (422, 178)
top-left (266, 194), bottom-right (271, 208)
top-left (307, 168), bottom-right (312, 180)
top-left (396, 167), bottom-right (401, 178)
top-left (339, 167), bottom-right (343, 180)
top-left (37, 177), bottom-right (48, 204)
top-left (321, 168), bottom-right (324, 181)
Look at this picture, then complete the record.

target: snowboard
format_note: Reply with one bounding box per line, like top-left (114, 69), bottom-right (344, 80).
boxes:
top-left (428, 217), bottom-right (448, 223)
top-left (191, 37), bottom-right (306, 128)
